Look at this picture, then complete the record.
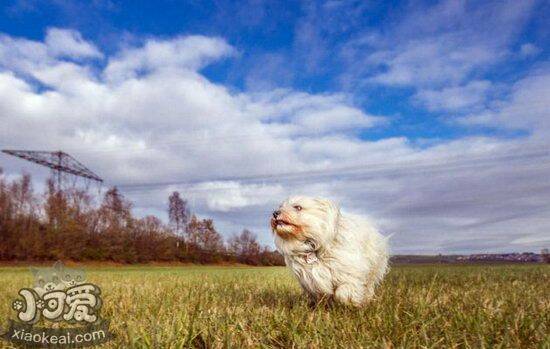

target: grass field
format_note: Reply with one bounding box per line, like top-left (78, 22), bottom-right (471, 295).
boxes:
top-left (0, 264), bottom-right (548, 348)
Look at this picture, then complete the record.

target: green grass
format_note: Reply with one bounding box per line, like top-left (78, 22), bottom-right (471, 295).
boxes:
top-left (0, 264), bottom-right (548, 348)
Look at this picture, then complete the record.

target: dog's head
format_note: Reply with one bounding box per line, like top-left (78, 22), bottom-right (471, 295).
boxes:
top-left (271, 196), bottom-right (340, 245)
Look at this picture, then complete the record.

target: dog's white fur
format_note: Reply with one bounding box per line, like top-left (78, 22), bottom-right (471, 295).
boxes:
top-left (271, 196), bottom-right (388, 306)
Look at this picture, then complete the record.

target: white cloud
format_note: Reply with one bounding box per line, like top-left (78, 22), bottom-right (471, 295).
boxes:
top-left (193, 182), bottom-right (285, 212)
top-left (103, 35), bottom-right (235, 82)
top-left (415, 80), bottom-right (491, 112)
top-left (339, 0), bottom-right (536, 113)
top-left (45, 28), bottom-right (103, 59)
top-left (0, 29), bottom-right (549, 254)
top-left (365, 38), bottom-right (498, 87)
top-left (460, 68), bottom-right (550, 138)
top-left (0, 28), bottom-right (101, 87)
top-left (244, 90), bottom-right (383, 135)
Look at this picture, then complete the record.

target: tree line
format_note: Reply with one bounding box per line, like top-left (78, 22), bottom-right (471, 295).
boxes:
top-left (0, 169), bottom-right (284, 265)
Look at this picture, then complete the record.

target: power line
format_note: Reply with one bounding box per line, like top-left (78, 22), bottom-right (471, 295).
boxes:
top-left (3, 139), bottom-right (549, 195)
top-left (115, 147), bottom-right (550, 193)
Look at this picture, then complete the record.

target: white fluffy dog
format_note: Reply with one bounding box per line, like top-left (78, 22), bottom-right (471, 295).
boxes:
top-left (271, 196), bottom-right (388, 306)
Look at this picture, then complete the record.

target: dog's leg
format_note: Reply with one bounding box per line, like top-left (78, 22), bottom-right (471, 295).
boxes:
top-left (306, 292), bottom-right (334, 309)
top-left (306, 294), bottom-right (321, 309)
top-left (334, 283), bottom-right (365, 306)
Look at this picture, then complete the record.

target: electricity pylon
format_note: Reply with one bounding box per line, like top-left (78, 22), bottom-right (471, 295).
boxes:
top-left (1, 150), bottom-right (103, 191)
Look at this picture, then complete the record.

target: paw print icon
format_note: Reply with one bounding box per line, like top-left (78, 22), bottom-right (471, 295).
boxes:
top-left (12, 300), bottom-right (24, 311)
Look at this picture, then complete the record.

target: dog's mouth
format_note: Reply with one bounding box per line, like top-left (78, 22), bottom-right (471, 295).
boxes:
top-left (271, 217), bottom-right (304, 240)
top-left (275, 219), bottom-right (292, 226)
top-left (271, 218), bottom-right (297, 229)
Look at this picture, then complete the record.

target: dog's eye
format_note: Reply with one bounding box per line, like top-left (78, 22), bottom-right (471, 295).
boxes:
top-left (293, 205), bottom-right (302, 211)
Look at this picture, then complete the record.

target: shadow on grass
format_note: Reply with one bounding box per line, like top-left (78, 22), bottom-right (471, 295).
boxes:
top-left (251, 288), bottom-right (352, 312)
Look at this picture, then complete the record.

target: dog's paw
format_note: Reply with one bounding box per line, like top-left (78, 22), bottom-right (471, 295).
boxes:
top-left (334, 284), bottom-right (365, 307)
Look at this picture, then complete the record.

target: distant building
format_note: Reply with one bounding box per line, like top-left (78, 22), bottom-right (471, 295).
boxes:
top-left (459, 252), bottom-right (542, 263)
top-left (392, 252), bottom-right (545, 264)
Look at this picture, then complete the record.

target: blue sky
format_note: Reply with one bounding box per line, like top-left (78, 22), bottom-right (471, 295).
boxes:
top-left (3, 0), bottom-right (546, 141)
top-left (0, 0), bottom-right (549, 253)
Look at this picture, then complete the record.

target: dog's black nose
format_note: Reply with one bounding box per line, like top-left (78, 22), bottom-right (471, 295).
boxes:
top-left (273, 210), bottom-right (280, 218)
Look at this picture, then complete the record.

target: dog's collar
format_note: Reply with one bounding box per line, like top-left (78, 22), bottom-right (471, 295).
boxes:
top-left (304, 252), bottom-right (318, 264)
top-left (303, 239), bottom-right (319, 264)
top-left (288, 239), bottom-right (320, 264)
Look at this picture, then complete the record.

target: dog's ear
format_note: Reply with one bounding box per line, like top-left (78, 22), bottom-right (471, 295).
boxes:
top-left (314, 198), bottom-right (340, 233)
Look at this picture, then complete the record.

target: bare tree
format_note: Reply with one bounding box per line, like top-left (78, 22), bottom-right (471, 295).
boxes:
top-left (0, 172), bottom-right (283, 265)
top-left (228, 229), bottom-right (261, 265)
top-left (100, 187), bottom-right (132, 228)
top-left (168, 191), bottom-right (189, 237)
top-left (185, 214), bottom-right (201, 246)
top-left (197, 218), bottom-right (224, 253)
top-left (98, 187), bottom-right (134, 262)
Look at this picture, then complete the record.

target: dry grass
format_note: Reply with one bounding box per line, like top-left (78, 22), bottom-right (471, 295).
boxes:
top-left (0, 264), bottom-right (548, 348)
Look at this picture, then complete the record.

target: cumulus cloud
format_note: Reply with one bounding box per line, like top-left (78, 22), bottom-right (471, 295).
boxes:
top-left (44, 28), bottom-right (103, 59)
top-left (192, 182), bottom-right (285, 212)
top-left (103, 35), bottom-right (235, 82)
top-left (0, 27), bottom-right (102, 82)
top-left (244, 90), bottom-right (384, 135)
top-left (0, 28), bottom-right (549, 254)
